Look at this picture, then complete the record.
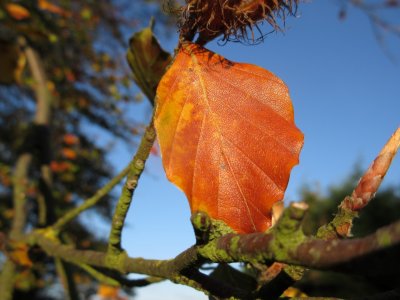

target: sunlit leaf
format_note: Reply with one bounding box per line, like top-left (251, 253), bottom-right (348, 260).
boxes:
top-left (155, 43), bottom-right (303, 233)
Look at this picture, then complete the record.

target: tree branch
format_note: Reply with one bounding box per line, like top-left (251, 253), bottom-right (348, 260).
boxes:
top-left (72, 262), bottom-right (121, 287)
top-left (31, 231), bottom-right (198, 278)
top-left (52, 163), bottom-right (131, 232)
top-left (107, 118), bottom-right (156, 254)
top-left (55, 258), bottom-right (80, 300)
top-left (256, 127), bottom-right (400, 297)
top-left (198, 218), bottom-right (400, 273)
top-left (318, 127), bottom-right (400, 239)
top-left (0, 260), bottom-right (17, 300)
top-left (11, 209), bottom-right (396, 298)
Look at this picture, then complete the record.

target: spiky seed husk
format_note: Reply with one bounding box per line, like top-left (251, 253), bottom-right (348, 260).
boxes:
top-left (179, 0), bottom-right (298, 44)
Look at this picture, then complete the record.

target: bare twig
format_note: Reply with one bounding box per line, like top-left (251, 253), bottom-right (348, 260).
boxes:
top-left (73, 262), bottom-right (121, 287)
top-left (107, 118), bottom-right (156, 255)
top-left (254, 128), bottom-right (400, 297)
top-left (52, 163), bottom-right (131, 232)
top-left (55, 258), bottom-right (80, 300)
top-left (318, 127), bottom-right (400, 239)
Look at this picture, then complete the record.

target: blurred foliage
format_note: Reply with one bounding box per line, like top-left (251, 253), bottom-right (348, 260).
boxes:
top-left (296, 169), bottom-right (400, 298)
top-left (0, 0), bottom-right (174, 298)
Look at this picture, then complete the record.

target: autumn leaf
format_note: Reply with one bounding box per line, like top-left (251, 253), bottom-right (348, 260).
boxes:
top-left (63, 133), bottom-right (79, 145)
top-left (38, 0), bottom-right (71, 17)
top-left (97, 284), bottom-right (127, 300)
top-left (50, 161), bottom-right (73, 173)
top-left (5, 3), bottom-right (30, 20)
top-left (61, 148), bottom-right (77, 160)
top-left (98, 284), bottom-right (119, 297)
top-left (155, 43), bottom-right (303, 233)
top-left (7, 241), bottom-right (33, 267)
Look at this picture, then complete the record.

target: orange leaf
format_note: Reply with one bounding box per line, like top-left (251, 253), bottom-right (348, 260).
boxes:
top-left (63, 133), bottom-right (79, 145)
top-left (97, 284), bottom-right (124, 299)
top-left (38, 0), bottom-right (71, 17)
top-left (61, 148), bottom-right (77, 160)
top-left (155, 43), bottom-right (303, 233)
top-left (98, 284), bottom-right (118, 297)
top-left (6, 3), bottom-right (30, 20)
top-left (8, 242), bottom-right (33, 267)
top-left (50, 161), bottom-right (72, 172)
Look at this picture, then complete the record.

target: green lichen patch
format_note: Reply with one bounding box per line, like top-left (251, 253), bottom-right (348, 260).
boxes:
top-left (209, 217), bottom-right (236, 240)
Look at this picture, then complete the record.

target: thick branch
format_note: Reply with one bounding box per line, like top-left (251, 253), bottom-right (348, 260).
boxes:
top-left (22, 216), bottom-right (400, 290)
top-left (262, 127), bottom-right (400, 297)
top-left (198, 219), bottom-right (400, 273)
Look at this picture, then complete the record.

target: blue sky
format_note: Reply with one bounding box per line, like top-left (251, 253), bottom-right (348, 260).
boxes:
top-left (114, 2), bottom-right (400, 299)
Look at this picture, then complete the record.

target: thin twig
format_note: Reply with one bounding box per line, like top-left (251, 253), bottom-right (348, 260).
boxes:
top-left (55, 258), bottom-right (80, 300)
top-left (257, 127), bottom-right (400, 296)
top-left (107, 117), bottom-right (156, 255)
top-left (52, 163), bottom-right (131, 232)
top-left (318, 127), bottom-right (400, 239)
top-left (73, 262), bottom-right (121, 287)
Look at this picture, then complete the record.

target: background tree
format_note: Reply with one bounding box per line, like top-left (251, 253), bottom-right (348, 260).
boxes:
top-left (0, 1), bottom-right (399, 300)
top-left (0, 1), bottom-right (173, 298)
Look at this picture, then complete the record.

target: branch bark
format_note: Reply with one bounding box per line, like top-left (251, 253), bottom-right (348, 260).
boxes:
top-left (198, 219), bottom-right (400, 274)
top-left (318, 127), bottom-right (400, 239)
top-left (256, 127), bottom-right (400, 298)
top-left (107, 118), bottom-right (156, 254)
top-left (11, 212), bottom-right (398, 297)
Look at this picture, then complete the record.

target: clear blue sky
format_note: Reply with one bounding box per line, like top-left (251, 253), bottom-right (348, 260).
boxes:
top-left (110, 2), bottom-right (400, 299)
